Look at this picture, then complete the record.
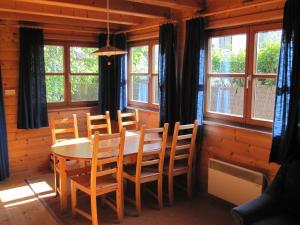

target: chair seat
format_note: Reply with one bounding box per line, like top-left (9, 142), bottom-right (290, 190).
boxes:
top-left (71, 174), bottom-right (118, 194)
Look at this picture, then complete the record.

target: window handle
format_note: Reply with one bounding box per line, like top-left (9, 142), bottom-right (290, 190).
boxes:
top-left (246, 75), bottom-right (252, 89)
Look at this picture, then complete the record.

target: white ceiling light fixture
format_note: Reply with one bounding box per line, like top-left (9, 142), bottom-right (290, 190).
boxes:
top-left (92, 0), bottom-right (127, 57)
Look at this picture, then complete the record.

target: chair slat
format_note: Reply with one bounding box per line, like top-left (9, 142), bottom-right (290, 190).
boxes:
top-left (177, 134), bottom-right (192, 140)
top-left (90, 115), bottom-right (107, 120)
top-left (174, 154), bottom-right (189, 160)
top-left (91, 124), bottom-right (108, 129)
top-left (175, 144), bottom-right (191, 151)
top-left (178, 124), bottom-right (194, 130)
top-left (96, 168), bottom-right (117, 177)
top-left (142, 159), bottom-right (160, 166)
top-left (121, 112), bottom-right (135, 117)
top-left (99, 157), bottom-right (118, 165)
top-left (122, 121), bottom-right (137, 126)
top-left (54, 128), bottom-right (75, 134)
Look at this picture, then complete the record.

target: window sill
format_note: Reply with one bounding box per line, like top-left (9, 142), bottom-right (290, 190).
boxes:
top-left (48, 105), bottom-right (97, 112)
top-left (127, 106), bottom-right (159, 113)
top-left (203, 118), bottom-right (272, 135)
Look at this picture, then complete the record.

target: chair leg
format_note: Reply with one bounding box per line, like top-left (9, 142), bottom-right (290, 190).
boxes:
top-left (157, 177), bottom-right (163, 209)
top-left (187, 170), bottom-right (193, 199)
top-left (91, 195), bottom-right (98, 225)
top-left (71, 181), bottom-right (77, 216)
top-left (135, 183), bottom-right (141, 215)
top-left (168, 175), bottom-right (174, 205)
top-left (116, 189), bottom-right (124, 222)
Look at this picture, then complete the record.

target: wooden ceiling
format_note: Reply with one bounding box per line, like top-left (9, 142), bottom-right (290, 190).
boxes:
top-left (0, 0), bottom-right (203, 33)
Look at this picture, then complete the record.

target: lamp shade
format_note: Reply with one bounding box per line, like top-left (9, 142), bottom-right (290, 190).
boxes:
top-left (91, 45), bottom-right (127, 57)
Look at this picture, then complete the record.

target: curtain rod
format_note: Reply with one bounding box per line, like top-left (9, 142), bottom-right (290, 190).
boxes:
top-left (184, 0), bottom-right (285, 21)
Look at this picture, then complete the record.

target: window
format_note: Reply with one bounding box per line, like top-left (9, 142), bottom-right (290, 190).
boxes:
top-left (128, 41), bottom-right (159, 109)
top-left (44, 43), bottom-right (99, 107)
top-left (206, 24), bottom-right (282, 127)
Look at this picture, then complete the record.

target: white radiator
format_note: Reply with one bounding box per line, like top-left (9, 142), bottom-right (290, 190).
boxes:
top-left (208, 158), bottom-right (264, 205)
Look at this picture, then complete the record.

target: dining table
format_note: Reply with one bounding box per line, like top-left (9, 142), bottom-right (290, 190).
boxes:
top-left (51, 130), bottom-right (169, 212)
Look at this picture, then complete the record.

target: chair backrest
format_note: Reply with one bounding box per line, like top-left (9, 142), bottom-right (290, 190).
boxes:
top-left (169, 120), bottom-right (198, 173)
top-left (86, 111), bottom-right (112, 139)
top-left (135, 123), bottom-right (169, 180)
top-left (117, 109), bottom-right (139, 132)
top-left (90, 129), bottom-right (126, 192)
top-left (50, 114), bottom-right (79, 144)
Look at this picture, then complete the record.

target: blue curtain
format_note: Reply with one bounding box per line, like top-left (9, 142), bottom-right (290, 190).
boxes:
top-left (0, 67), bottom-right (9, 180)
top-left (270, 0), bottom-right (300, 164)
top-left (180, 18), bottom-right (206, 126)
top-left (159, 23), bottom-right (178, 134)
top-left (17, 28), bottom-right (48, 129)
top-left (98, 33), bottom-right (127, 120)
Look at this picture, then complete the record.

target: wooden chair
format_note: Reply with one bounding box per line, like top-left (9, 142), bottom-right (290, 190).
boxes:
top-left (123, 123), bottom-right (169, 215)
top-left (50, 114), bottom-right (86, 196)
top-left (164, 120), bottom-right (198, 205)
top-left (117, 109), bottom-right (139, 132)
top-left (71, 129), bottom-right (126, 225)
top-left (86, 111), bottom-right (112, 139)
top-left (50, 114), bottom-right (79, 144)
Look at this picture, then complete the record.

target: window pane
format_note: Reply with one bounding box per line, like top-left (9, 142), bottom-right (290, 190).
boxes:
top-left (152, 76), bottom-right (159, 104)
top-left (153, 45), bottom-right (159, 74)
top-left (210, 34), bottom-right (246, 74)
top-left (208, 77), bottom-right (244, 116)
top-left (131, 46), bottom-right (149, 73)
top-left (131, 75), bottom-right (148, 102)
top-left (70, 47), bottom-right (99, 73)
top-left (46, 75), bottom-right (64, 102)
top-left (252, 78), bottom-right (276, 121)
top-left (255, 30), bottom-right (282, 74)
top-left (44, 45), bottom-right (64, 73)
top-left (71, 75), bottom-right (99, 101)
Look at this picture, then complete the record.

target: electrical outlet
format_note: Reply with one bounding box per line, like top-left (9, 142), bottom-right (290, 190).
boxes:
top-left (4, 89), bottom-right (16, 96)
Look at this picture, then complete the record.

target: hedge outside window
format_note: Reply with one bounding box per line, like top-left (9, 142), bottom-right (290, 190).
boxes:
top-left (206, 23), bottom-right (282, 128)
top-left (44, 43), bottom-right (99, 107)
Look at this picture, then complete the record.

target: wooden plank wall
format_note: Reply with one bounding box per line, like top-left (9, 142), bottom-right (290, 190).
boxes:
top-left (198, 123), bottom-right (280, 191)
top-left (0, 24), bottom-right (98, 176)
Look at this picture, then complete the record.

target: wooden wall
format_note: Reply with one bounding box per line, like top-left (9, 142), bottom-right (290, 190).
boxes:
top-left (198, 122), bottom-right (279, 191)
top-left (0, 23), bottom-right (98, 176)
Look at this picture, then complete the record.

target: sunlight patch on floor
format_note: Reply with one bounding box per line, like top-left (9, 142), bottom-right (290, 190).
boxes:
top-left (0, 181), bottom-right (55, 208)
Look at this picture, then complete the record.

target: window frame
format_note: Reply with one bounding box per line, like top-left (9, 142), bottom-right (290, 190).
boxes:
top-left (45, 41), bottom-right (99, 108)
top-left (205, 22), bottom-right (282, 128)
top-left (128, 40), bottom-right (159, 110)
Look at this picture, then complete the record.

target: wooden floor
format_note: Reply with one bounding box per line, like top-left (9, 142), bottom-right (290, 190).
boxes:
top-left (0, 171), bottom-right (234, 225)
top-left (0, 172), bottom-right (59, 225)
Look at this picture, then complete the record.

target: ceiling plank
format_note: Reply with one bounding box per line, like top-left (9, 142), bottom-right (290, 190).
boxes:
top-left (0, 1), bottom-right (141, 26)
top-left (126, 0), bottom-right (202, 11)
top-left (16, 0), bottom-right (170, 19)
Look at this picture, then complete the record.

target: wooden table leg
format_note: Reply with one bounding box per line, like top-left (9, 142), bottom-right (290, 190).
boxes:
top-left (59, 157), bottom-right (68, 212)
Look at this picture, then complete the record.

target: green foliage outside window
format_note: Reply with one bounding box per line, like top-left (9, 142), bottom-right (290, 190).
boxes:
top-left (211, 38), bottom-right (281, 87)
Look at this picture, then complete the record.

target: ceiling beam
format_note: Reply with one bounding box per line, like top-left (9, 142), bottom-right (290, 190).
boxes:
top-left (16, 0), bottom-right (170, 19)
top-left (126, 0), bottom-right (202, 11)
top-left (0, 2), bottom-right (141, 26)
top-left (0, 11), bottom-right (121, 30)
